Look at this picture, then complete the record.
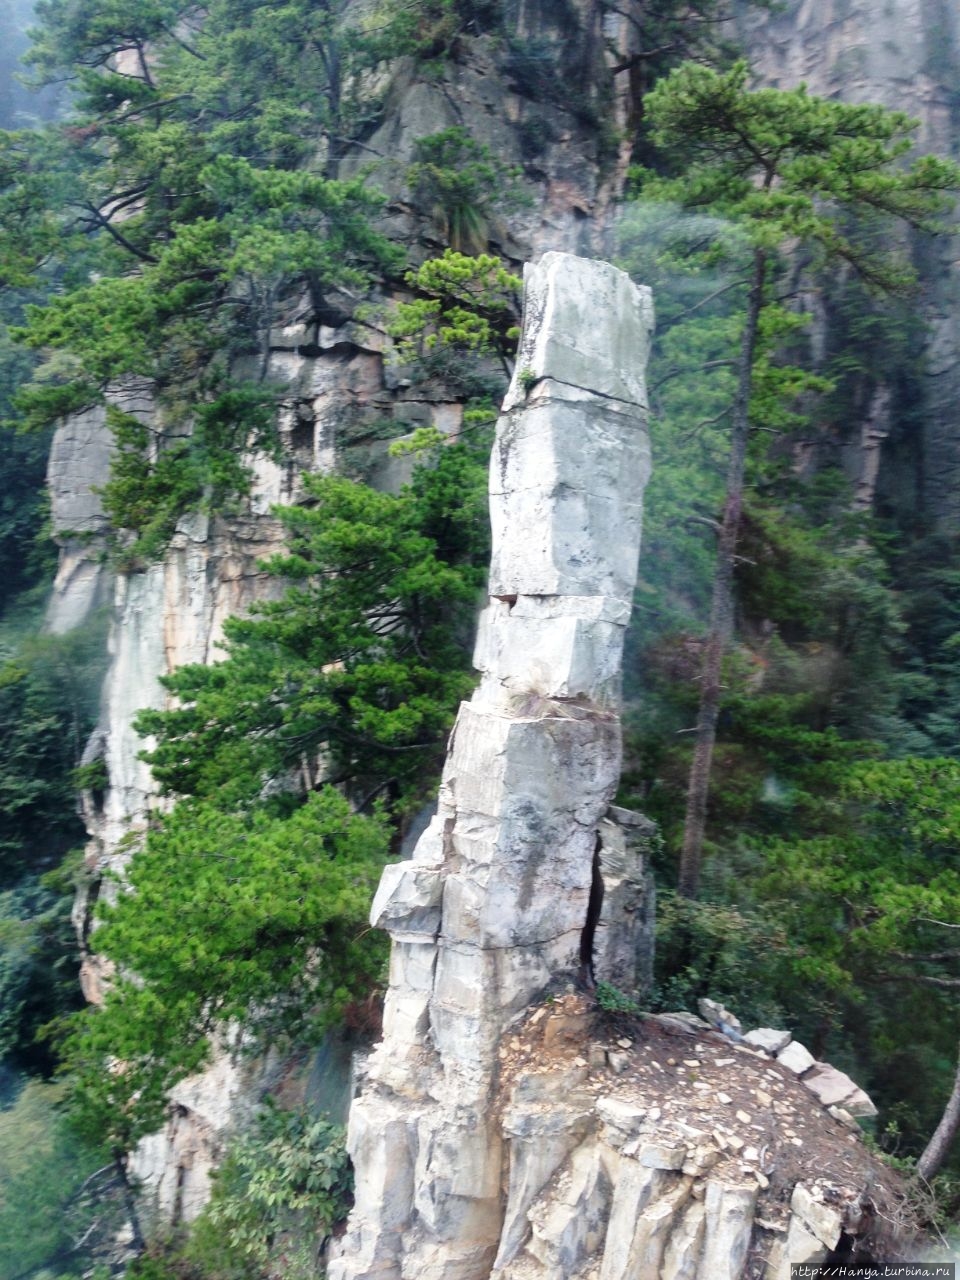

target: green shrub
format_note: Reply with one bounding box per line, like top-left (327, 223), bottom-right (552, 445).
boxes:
top-left (129, 1105), bottom-right (352, 1280)
top-left (653, 892), bottom-right (796, 1029)
top-left (406, 129), bottom-right (523, 252)
top-left (0, 1081), bottom-right (111, 1280)
top-left (594, 981), bottom-right (641, 1017)
top-left (188, 1105), bottom-right (351, 1279)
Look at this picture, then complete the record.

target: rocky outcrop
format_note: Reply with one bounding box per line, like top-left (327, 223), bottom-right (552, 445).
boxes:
top-left (330, 253), bottom-right (908, 1280)
top-left (482, 994), bottom-right (904, 1280)
top-left (696, 1004), bottom-right (877, 1122)
top-left (330, 252), bottom-right (654, 1280)
top-left (45, 393), bottom-right (122, 636)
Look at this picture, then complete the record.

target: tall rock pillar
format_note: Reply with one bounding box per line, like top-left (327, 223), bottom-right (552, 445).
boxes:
top-left (330, 252), bottom-right (653, 1280)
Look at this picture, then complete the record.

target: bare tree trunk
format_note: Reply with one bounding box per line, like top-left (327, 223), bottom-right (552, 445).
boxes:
top-left (677, 249), bottom-right (767, 899)
top-left (916, 1035), bottom-right (960, 1181)
top-left (113, 1149), bottom-right (145, 1254)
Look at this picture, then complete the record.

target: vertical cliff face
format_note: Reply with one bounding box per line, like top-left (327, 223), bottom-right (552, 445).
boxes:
top-left (339, 0), bottom-right (639, 262)
top-left (42, 0), bottom-right (960, 1235)
top-left (741, 0), bottom-right (960, 527)
top-left (48, 7), bottom-right (643, 1218)
top-left (46, 397), bottom-right (299, 1219)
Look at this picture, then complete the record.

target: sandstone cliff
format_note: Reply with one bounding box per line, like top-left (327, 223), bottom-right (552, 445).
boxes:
top-left (40, 0), bottom-right (960, 1241)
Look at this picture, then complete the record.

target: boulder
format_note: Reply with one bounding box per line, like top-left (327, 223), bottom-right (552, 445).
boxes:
top-left (698, 998), bottom-right (743, 1036)
top-left (744, 1028), bottom-right (792, 1055)
top-left (777, 1041), bottom-right (816, 1075)
top-left (790, 1184), bottom-right (844, 1250)
top-left (803, 1064), bottom-right (877, 1117)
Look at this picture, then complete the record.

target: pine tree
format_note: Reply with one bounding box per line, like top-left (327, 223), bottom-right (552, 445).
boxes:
top-left (4, 0), bottom-right (404, 560)
top-left (636, 60), bottom-right (960, 898)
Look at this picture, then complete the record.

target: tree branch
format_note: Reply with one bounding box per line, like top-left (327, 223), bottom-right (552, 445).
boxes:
top-left (158, 24), bottom-right (207, 60)
top-left (661, 277), bottom-right (751, 327)
top-left (80, 203), bottom-right (158, 263)
top-left (651, 358), bottom-right (735, 390)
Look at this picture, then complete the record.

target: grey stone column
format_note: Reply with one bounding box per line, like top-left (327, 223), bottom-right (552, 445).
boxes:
top-left (330, 252), bottom-right (653, 1280)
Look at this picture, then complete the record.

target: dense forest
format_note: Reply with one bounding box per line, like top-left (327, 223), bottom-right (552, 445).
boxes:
top-left (0, 0), bottom-right (958, 1275)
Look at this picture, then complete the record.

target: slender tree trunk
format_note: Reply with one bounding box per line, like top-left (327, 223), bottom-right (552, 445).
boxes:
top-left (113, 1149), bottom-right (146, 1253)
top-left (916, 1035), bottom-right (960, 1181)
top-left (678, 248), bottom-right (767, 899)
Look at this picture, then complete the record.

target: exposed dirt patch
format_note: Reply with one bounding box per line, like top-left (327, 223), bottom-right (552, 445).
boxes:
top-left (496, 992), bottom-right (913, 1254)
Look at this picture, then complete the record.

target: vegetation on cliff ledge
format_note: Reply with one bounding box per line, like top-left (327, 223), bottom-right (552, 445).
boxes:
top-left (0, 0), bottom-right (958, 1273)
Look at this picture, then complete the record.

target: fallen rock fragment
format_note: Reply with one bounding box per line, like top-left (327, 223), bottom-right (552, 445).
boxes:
top-left (744, 1027), bottom-right (792, 1054)
top-left (639, 1141), bottom-right (688, 1171)
top-left (803, 1064), bottom-right (878, 1117)
top-left (698, 998), bottom-right (744, 1039)
top-left (790, 1183), bottom-right (845, 1249)
top-left (777, 1040), bottom-right (816, 1075)
top-left (655, 1011), bottom-right (710, 1035)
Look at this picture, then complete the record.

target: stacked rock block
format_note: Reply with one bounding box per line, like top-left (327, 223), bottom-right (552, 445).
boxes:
top-left (330, 253), bottom-right (654, 1280)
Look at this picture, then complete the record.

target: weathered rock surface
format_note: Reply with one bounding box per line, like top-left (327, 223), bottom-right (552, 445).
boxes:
top-left (593, 808), bottom-right (656, 993)
top-left (777, 1041), bottom-right (816, 1077)
top-left (803, 1065), bottom-right (878, 1119)
top-left (46, 396), bottom-right (118, 635)
top-left (46, 401), bottom-right (117, 537)
top-left (331, 253), bottom-right (905, 1280)
top-left (495, 995), bottom-right (902, 1279)
top-left (745, 1029), bottom-right (793, 1055)
top-left (76, 500), bottom-right (294, 1212)
top-left (131, 1044), bottom-right (248, 1223)
top-left (699, 998), bottom-right (744, 1039)
top-left (339, 984), bottom-right (905, 1280)
top-left (330, 252), bottom-right (653, 1280)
